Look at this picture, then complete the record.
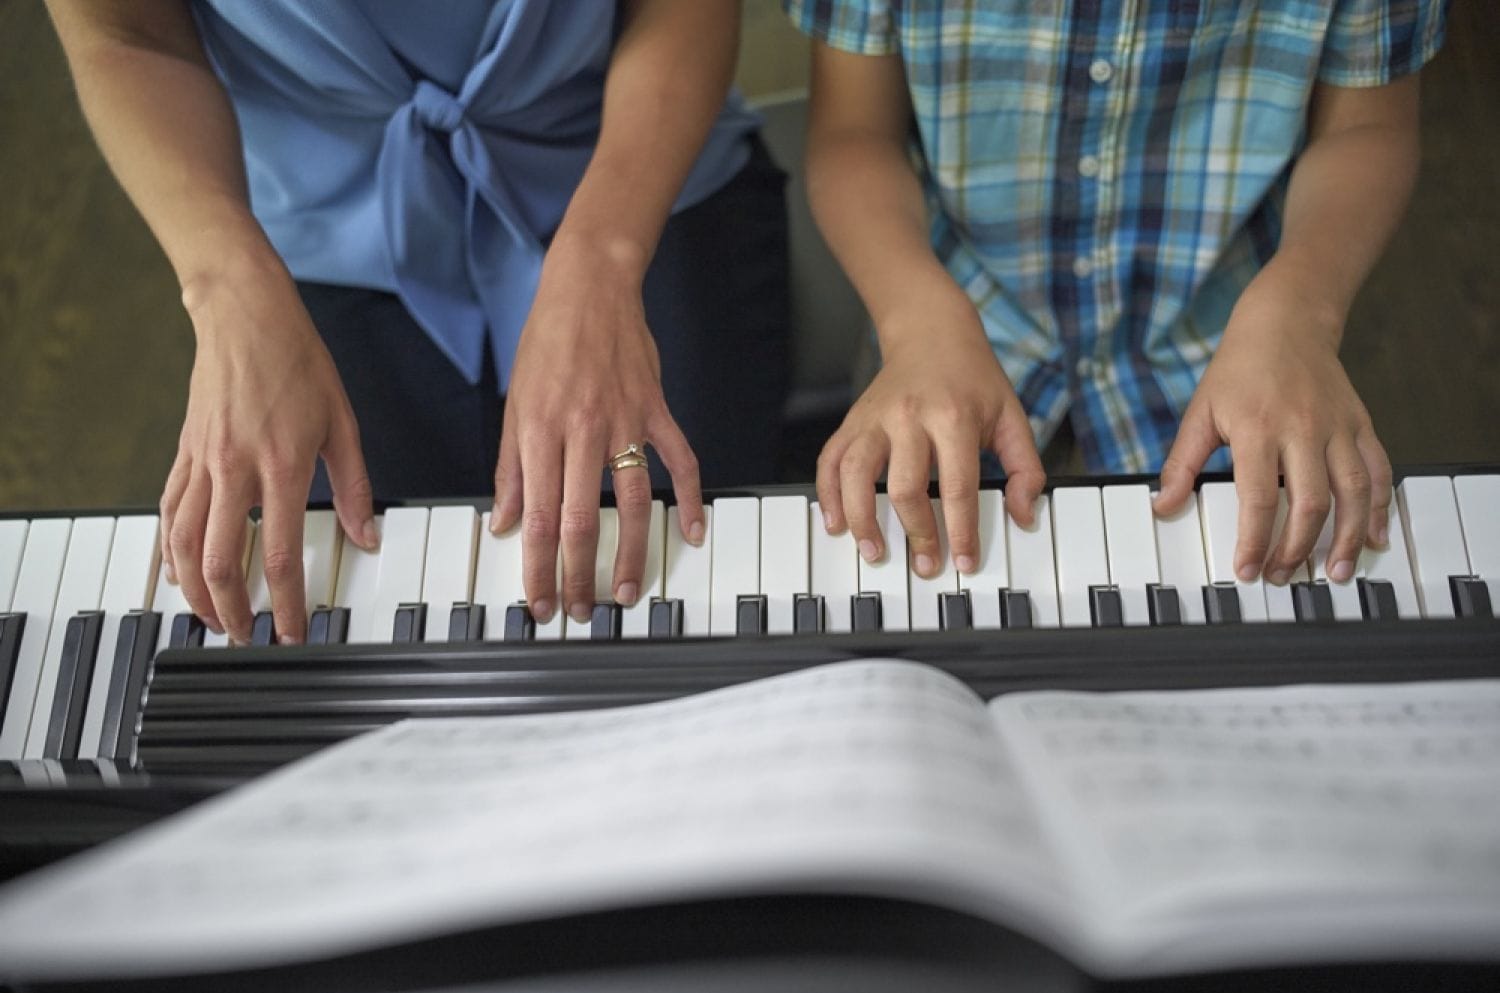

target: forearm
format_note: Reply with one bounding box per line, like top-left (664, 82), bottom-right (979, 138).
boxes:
top-left (548, 0), bottom-right (740, 280)
top-left (806, 128), bottom-right (972, 352)
top-left (1260, 77), bottom-right (1422, 341)
top-left (46, 0), bottom-right (276, 312)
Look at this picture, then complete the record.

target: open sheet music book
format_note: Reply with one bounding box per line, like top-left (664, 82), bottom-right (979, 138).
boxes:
top-left (0, 660), bottom-right (1497, 982)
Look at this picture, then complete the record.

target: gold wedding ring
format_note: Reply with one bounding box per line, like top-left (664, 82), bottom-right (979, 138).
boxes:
top-left (608, 443), bottom-right (649, 472)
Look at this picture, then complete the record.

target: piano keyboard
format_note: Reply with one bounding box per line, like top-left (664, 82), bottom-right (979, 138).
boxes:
top-left (1, 472), bottom-right (1497, 767)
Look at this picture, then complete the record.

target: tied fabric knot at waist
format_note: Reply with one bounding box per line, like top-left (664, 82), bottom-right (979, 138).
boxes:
top-left (411, 79), bottom-right (467, 134)
top-left (378, 76), bottom-right (568, 390)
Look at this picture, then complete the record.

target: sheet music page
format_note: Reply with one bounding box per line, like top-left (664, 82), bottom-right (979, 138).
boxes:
top-left (989, 679), bottom-right (1500, 976)
top-left (0, 659), bottom-right (1066, 981)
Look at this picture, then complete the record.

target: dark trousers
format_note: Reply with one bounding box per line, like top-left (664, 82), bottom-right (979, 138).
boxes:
top-left (301, 138), bottom-right (790, 501)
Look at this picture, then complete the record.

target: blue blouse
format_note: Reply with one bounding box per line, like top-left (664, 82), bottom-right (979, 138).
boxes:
top-left (192, 0), bottom-right (759, 388)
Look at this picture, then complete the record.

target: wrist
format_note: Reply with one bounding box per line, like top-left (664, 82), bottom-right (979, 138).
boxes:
top-left (1230, 255), bottom-right (1347, 352)
top-left (874, 280), bottom-right (988, 360)
top-left (543, 225), bottom-right (652, 290)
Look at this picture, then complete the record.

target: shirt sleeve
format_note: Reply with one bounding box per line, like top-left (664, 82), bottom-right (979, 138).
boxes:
top-left (782, 0), bottom-right (898, 55)
top-left (1319, 0), bottom-right (1449, 86)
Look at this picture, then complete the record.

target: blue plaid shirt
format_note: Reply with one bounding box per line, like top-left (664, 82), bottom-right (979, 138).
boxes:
top-left (785, 0), bottom-right (1447, 473)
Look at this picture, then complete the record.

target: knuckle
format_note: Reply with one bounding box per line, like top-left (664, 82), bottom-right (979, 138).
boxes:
top-left (200, 552), bottom-right (240, 587)
top-left (521, 508), bottom-right (559, 544)
top-left (1241, 490), bottom-right (1279, 514)
top-left (168, 523), bottom-right (202, 558)
top-left (559, 508), bottom-right (599, 543)
top-left (261, 549), bottom-right (300, 584)
top-left (1291, 494), bottom-right (1332, 519)
top-left (1337, 465), bottom-right (1372, 494)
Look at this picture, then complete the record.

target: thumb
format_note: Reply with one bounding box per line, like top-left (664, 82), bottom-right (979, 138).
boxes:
top-left (323, 407), bottom-right (379, 550)
top-left (1154, 400), bottom-right (1221, 517)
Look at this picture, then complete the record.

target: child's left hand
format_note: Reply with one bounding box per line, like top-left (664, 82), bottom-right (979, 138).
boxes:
top-left (1151, 264), bottom-right (1392, 585)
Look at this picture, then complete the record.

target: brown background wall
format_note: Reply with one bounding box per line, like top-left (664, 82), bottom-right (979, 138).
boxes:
top-left (0, 0), bottom-right (1495, 512)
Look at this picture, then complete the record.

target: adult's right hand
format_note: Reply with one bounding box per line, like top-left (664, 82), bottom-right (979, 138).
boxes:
top-left (161, 250), bottom-right (377, 645)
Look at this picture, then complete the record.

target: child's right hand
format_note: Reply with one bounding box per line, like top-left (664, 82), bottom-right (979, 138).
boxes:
top-left (815, 294), bottom-right (1046, 580)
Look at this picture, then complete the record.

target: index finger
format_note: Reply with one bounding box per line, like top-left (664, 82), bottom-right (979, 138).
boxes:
top-left (934, 425), bottom-right (981, 574)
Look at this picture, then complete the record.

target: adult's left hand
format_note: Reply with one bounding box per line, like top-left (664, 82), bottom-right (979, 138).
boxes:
top-left (490, 235), bottom-right (705, 627)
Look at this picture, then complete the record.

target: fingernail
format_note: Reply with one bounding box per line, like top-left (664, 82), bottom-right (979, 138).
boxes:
top-left (1375, 525), bottom-right (1389, 547)
top-left (205, 618), bottom-right (225, 636)
top-left (488, 508), bottom-right (503, 534)
top-left (570, 603), bottom-right (592, 624)
top-left (689, 520), bottom-right (706, 546)
top-left (858, 539), bottom-right (880, 563)
top-left (532, 599), bottom-right (553, 622)
top-left (1331, 559), bottom-right (1355, 583)
top-left (361, 519), bottom-right (380, 549)
top-left (1267, 567), bottom-right (1290, 586)
top-left (278, 633), bottom-right (300, 646)
top-left (616, 582), bottom-right (639, 606)
top-left (165, 562), bottom-right (178, 584)
top-left (821, 508), bottom-right (834, 533)
top-left (956, 554), bottom-right (976, 575)
top-left (1237, 563), bottom-right (1259, 582)
top-left (915, 553), bottom-right (935, 576)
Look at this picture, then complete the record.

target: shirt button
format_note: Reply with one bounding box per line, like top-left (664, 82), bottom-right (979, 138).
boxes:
top-left (1089, 59), bottom-right (1114, 84)
top-left (1078, 154), bottom-right (1101, 178)
top-left (1072, 256), bottom-right (1095, 279)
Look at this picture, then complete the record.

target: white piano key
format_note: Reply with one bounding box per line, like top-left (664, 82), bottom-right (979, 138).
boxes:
top-left (565, 508), bottom-right (618, 641)
top-left (1311, 513), bottom-right (1363, 622)
top-left (1262, 492), bottom-right (1310, 624)
top-left (335, 509), bottom-right (429, 643)
top-left (1453, 474), bottom-right (1500, 607)
top-left (302, 510), bottom-right (342, 612)
top-left (1101, 484), bottom-right (1159, 627)
top-left (759, 496), bottom-right (810, 635)
top-left (809, 501), bottom-right (858, 634)
top-left (710, 498), bottom-right (759, 636)
top-left (1198, 482), bottom-right (1269, 622)
top-left (664, 505), bottom-right (712, 636)
top-left (962, 489), bottom-right (1010, 630)
top-left (245, 521), bottom-right (271, 617)
top-left (22, 517), bottom-right (114, 758)
top-left (908, 499), bottom-right (957, 632)
top-left (79, 515), bottom-right (160, 758)
top-left (472, 515), bottom-right (562, 641)
top-left (621, 501), bottom-right (667, 639)
top-left (1152, 491), bottom-right (1208, 625)
top-left (858, 494), bottom-right (909, 632)
top-left (422, 506), bottom-right (479, 642)
top-left (0, 520), bottom-right (28, 610)
top-left (1360, 501), bottom-right (1421, 620)
top-left (1006, 494), bottom-right (1059, 628)
top-left (1051, 487), bottom-right (1109, 628)
top-left (1397, 476), bottom-right (1470, 619)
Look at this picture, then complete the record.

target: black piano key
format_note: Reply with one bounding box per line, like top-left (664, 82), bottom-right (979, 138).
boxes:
top-left (98, 610), bottom-right (160, 762)
top-left (168, 612), bottom-right (205, 649)
top-left (1357, 578), bottom-right (1400, 621)
top-left (447, 603), bottom-right (486, 643)
top-left (999, 589), bottom-right (1032, 630)
top-left (391, 603), bottom-right (428, 643)
top-left (1450, 576), bottom-right (1494, 619)
top-left (307, 606), bottom-right (351, 645)
top-left (1088, 585), bottom-right (1124, 628)
top-left (1204, 583), bottom-right (1242, 625)
top-left (736, 595), bottom-right (768, 637)
top-left (939, 591), bottom-right (972, 631)
top-left (648, 598), bottom-right (683, 638)
top-left (591, 603), bottom-right (623, 641)
top-left (0, 612), bottom-right (25, 720)
top-left (1292, 581), bottom-right (1336, 623)
top-left (793, 594), bottom-right (825, 634)
top-left (44, 611), bottom-right (105, 760)
top-left (851, 592), bottom-right (883, 633)
top-left (1146, 583), bottom-right (1182, 626)
top-left (503, 602), bottom-right (536, 642)
top-left (250, 610), bottom-right (277, 646)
